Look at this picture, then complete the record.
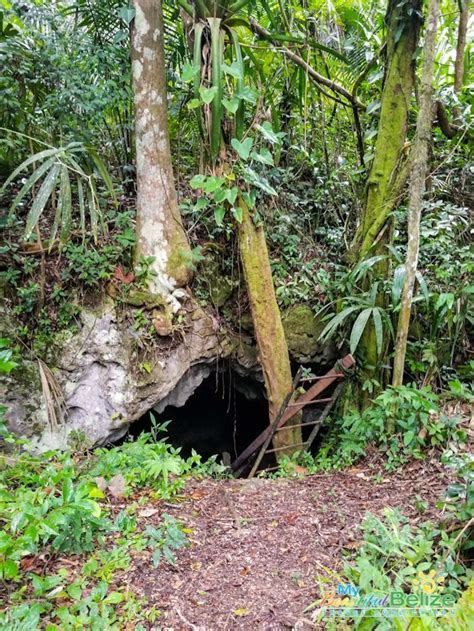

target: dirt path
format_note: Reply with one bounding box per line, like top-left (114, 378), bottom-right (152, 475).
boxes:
top-left (120, 457), bottom-right (451, 630)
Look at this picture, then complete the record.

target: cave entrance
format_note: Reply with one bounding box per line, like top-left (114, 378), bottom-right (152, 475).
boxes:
top-left (131, 364), bottom-right (270, 462)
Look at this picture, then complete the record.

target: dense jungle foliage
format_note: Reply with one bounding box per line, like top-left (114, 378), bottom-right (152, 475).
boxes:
top-left (0, 0), bottom-right (473, 629)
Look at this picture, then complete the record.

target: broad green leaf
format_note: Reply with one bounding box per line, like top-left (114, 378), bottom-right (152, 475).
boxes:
top-left (353, 255), bottom-right (386, 282)
top-left (372, 308), bottom-right (383, 357)
top-left (86, 180), bottom-right (99, 241)
top-left (187, 98), bottom-right (201, 110)
top-left (2, 147), bottom-right (62, 190)
top-left (119, 6), bottom-right (135, 24)
top-left (193, 197), bottom-right (208, 211)
top-left (232, 206), bottom-right (243, 223)
top-left (58, 165), bottom-right (72, 240)
top-left (415, 271), bottom-right (429, 303)
top-left (104, 591), bottom-right (124, 604)
top-left (228, 28), bottom-right (245, 139)
top-left (241, 190), bottom-right (256, 209)
top-left (181, 63), bottom-right (199, 82)
top-left (404, 430), bottom-right (415, 446)
top-left (190, 174), bottom-right (207, 189)
top-left (1, 559), bottom-right (19, 580)
top-left (235, 86), bottom-right (258, 104)
top-left (113, 30), bottom-right (128, 44)
top-left (391, 265), bottom-right (405, 306)
top-left (350, 308), bottom-right (372, 354)
top-left (319, 305), bottom-right (361, 341)
top-left (202, 176), bottom-right (225, 194)
top-left (199, 85), bottom-right (218, 104)
top-left (244, 166), bottom-right (277, 195)
top-left (67, 583), bottom-right (82, 600)
top-left (88, 148), bottom-right (117, 203)
top-left (226, 187), bottom-right (238, 205)
top-left (214, 206), bottom-right (225, 226)
top-left (222, 61), bottom-right (243, 79)
top-left (251, 147), bottom-right (274, 165)
top-left (256, 121), bottom-right (282, 144)
top-left (24, 163), bottom-right (61, 240)
top-left (77, 178), bottom-right (85, 235)
top-left (231, 137), bottom-right (253, 160)
top-left (62, 477), bottom-right (74, 503)
top-left (222, 97), bottom-right (240, 114)
top-left (209, 20), bottom-right (224, 162)
top-left (367, 100), bottom-right (381, 115)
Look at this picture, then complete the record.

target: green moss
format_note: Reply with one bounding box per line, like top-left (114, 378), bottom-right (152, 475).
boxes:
top-left (166, 229), bottom-right (193, 287)
top-left (119, 289), bottom-right (166, 310)
top-left (201, 258), bottom-right (235, 307)
top-left (282, 305), bottom-right (324, 361)
top-left (350, 0), bottom-right (421, 262)
top-left (237, 199), bottom-right (302, 454)
top-left (238, 312), bottom-right (254, 333)
top-left (167, 247), bottom-right (192, 287)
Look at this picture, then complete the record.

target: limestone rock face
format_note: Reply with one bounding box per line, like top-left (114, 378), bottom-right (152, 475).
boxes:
top-left (282, 304), bottom-right (336, 364)
top-left (1, 296), bottom-right (259, 451)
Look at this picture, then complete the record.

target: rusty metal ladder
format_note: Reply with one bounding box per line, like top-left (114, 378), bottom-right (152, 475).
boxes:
top-left (231, 354), bottom-right (355, 478)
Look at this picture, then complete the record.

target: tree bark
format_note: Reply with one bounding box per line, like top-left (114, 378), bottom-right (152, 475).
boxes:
top-left (454, 0), bottom-right (470, 95)
top-left (392, 0), bottom-right (439, 387)
top-left (345, 0), bottom-right (422, 405)
top-left (131, 0), bottom-right (192, 298)
top-left (237, 199), bottom-right (302, 455)
top-left (349, 0), bottom-right (422, 263)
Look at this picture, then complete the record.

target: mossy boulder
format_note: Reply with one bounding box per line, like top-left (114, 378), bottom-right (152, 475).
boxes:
top-left (282, 304), bottom-right (335, 364)
top-left (200, 258), bottom-right (235, 308)
top-left (119, 289), bottom-right (166, 310)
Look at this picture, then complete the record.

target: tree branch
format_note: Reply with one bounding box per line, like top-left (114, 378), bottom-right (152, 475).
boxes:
top-left (249, 19), bottom-right (365, 110)
top-left (435, 100), bottom-right (459, 139)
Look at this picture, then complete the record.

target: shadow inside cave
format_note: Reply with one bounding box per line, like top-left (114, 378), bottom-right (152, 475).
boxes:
top-left (129, 366), bottom-right (270, 462)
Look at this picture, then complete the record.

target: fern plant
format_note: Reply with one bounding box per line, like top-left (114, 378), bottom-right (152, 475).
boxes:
top-left (1, 135), bottom-right (117, 244)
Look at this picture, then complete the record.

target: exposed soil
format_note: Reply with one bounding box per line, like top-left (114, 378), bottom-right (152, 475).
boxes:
top-left (117, 455), bottom-right (452, 630)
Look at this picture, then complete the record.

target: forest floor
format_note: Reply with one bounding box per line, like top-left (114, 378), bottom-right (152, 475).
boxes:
top-left (108, 455), bottom-right (451, 630)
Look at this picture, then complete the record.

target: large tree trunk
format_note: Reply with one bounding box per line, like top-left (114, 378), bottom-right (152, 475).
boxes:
top-left (454, 1), bottom-right (470, 94)
top-left (349, 1), bottom-right (422, 262)
top-left (346, 0), bottom-right (422, 404)
top-left (237, 199), bottom-right (302, 455)
top-left (132, 0), bottom-right (192, 297)
top-left (393, 0), bottom-right (439, 387)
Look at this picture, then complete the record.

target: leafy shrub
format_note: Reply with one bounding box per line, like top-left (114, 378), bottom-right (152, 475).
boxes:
top-left (0, 338), bottom-right (17, 374)
top-left (0, 469), bottom-right (110, 579)
top-left (309, 497), bottom-right (473, 629)
top-left (0, 423), bottom-right (225, 628)
top-left (145, 514), bottom-right (188, 566)
top-left (88, 433), bottom-right (226, 498)
top-left (314, 385), bottom-right (465, 470)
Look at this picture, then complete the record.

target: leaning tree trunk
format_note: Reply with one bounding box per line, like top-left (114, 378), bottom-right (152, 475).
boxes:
top-left (238, 199), bottom-right (302, 455)
top-left (131, 0), bottom-right (192, 297)
top-left (347, 0), bottom-right (422, 405)
top-left (393, 0), bottom-right (439, 387)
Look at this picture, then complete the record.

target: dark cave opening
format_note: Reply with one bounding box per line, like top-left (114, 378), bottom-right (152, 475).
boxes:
top-left (129, 360), bottom-right (340, 469)
top-left (130, 366), bottom-right (271, 463)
